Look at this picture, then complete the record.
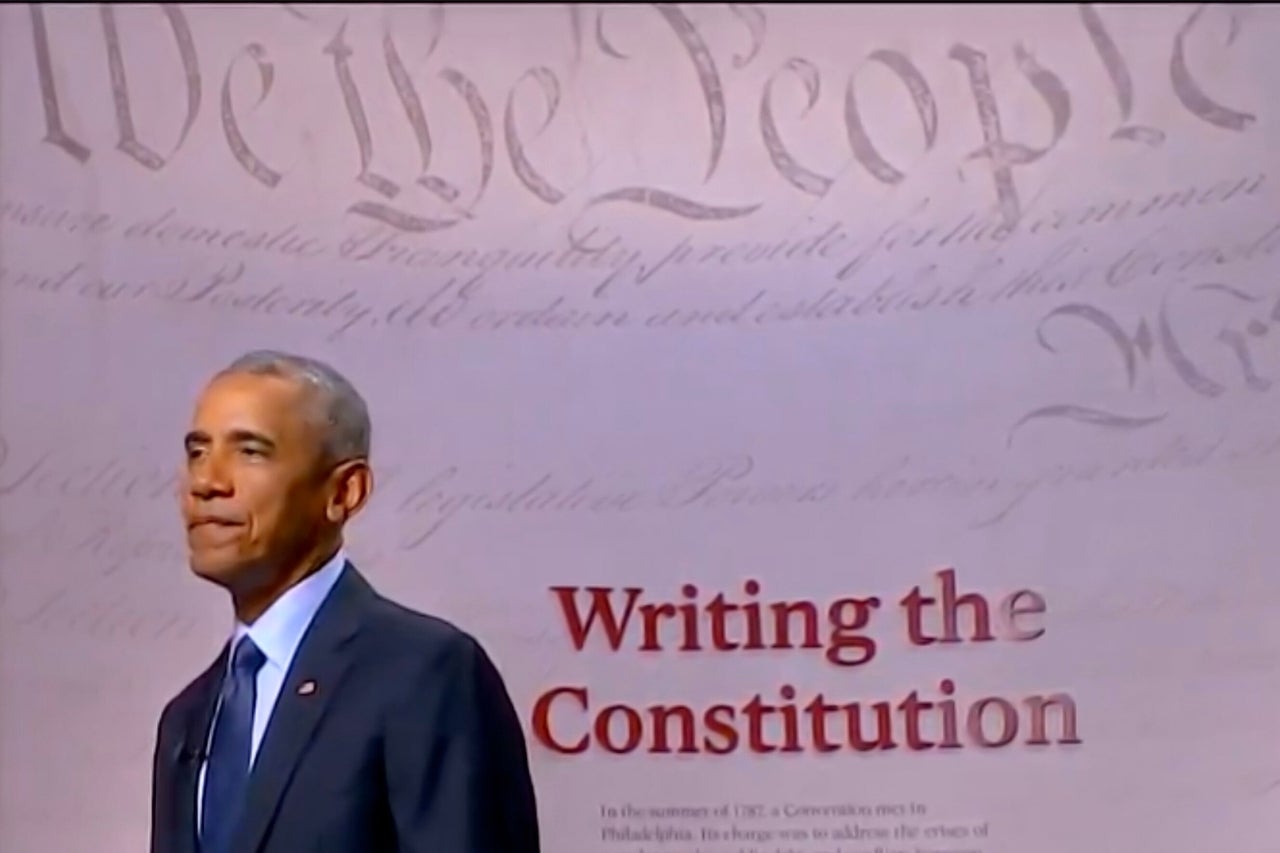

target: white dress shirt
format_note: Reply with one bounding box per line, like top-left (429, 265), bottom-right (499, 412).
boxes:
top-left (197, 550), bottom-right (348, 827)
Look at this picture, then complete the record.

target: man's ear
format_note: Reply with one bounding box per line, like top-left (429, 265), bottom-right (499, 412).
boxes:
top-left (326, 459), bottom-right (373, 523)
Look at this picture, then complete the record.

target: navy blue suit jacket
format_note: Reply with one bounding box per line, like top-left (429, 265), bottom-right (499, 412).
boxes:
top-left (150, 565), bottom-right (540, 852)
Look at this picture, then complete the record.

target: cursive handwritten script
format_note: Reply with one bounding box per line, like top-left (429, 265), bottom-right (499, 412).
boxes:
top-left (19, 4), bottom-right (1261, 232)
top-left (3, 182), bottom-right (1274, 344)
top-left (3, 422), bottom-right (1277, 554)
top-left (1012, 256), bottom-right (1280, 444)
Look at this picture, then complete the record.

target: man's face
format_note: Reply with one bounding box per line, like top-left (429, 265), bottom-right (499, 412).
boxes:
top-left (180, 372), bottom-right (333, 588)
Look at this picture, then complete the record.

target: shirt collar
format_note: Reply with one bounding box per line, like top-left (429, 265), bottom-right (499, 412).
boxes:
top-left (231, 549), bottom-right (348, 672)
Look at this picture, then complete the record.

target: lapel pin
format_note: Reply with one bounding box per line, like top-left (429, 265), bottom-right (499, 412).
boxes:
top-left (298, 680), bottom-right (317, 696)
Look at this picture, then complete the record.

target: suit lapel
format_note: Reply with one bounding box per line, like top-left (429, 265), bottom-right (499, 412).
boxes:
top-left (232, 564), bottom-right (372, 852)
top-left (174, 651), bottom-right (226, 853)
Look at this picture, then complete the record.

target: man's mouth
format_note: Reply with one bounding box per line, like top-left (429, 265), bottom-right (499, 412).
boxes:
top-left (189, 515), bottom-right (242, 529)
top-left (188, 518), bottom-right (244, 542)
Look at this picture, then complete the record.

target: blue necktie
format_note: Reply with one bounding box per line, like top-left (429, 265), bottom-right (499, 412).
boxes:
top-left (201, 635), bottom-right (266, 853)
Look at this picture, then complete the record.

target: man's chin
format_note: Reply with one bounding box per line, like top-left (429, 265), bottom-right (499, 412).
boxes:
top-left (188, 553), bottom-right (246, 587)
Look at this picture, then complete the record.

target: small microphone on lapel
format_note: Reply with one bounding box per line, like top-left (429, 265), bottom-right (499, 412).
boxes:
top-left (297, 680), bottom-right (317, 696)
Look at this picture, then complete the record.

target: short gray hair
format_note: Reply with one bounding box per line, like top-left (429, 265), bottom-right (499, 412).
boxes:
top-left (220, 349), bottom-right (371, 463)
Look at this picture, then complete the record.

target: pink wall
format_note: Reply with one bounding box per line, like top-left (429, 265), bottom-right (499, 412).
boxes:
top-left (1, 4), bottom-right (1278, 851)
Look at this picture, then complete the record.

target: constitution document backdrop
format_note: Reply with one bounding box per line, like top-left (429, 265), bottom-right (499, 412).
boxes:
top-left (1, 4), bottom-right (1278, 852)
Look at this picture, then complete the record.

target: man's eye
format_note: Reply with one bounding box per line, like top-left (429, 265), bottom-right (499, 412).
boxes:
top-left (240, 446), bottom-right (266, 457)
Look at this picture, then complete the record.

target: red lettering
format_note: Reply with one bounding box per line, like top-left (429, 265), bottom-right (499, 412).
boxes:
top-left (549, 586), bottom-right (642, 650)
top-left (548, 580), bottom-right (879, 666)
top-left (528, 681), bottom-right (1080, 756)
top-left (529, 685), bottom-right (588, 754)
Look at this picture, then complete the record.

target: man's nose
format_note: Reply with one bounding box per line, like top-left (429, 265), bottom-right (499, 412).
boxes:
top-left (188, 453), bottom-right (233, 498)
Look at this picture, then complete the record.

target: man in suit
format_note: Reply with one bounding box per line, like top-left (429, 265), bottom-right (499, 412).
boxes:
top-left (150, 350), bottom-right (540, 852)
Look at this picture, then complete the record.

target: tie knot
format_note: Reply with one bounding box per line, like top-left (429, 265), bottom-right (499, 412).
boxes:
top-left (231, 635), bottom-right (266, 676)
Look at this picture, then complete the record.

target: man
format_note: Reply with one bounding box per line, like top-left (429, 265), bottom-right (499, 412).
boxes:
top-left (150, 350), bottom-right (540, 852)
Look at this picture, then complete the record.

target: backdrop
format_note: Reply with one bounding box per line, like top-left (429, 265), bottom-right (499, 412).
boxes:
top-left (2, 4), bottom-right (1278, 851)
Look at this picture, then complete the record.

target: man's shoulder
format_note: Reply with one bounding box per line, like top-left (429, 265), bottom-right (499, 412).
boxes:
top-left (354, 591), bottom-right (522, 723)
top-left (358, 588), bottom-right (488, 668)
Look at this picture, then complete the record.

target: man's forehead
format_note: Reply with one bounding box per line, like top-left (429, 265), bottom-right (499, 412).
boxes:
top-left (191, 372), bottom-right (313, 429)
top-left (198, 371), bottom-right (302, 404)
